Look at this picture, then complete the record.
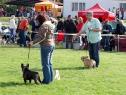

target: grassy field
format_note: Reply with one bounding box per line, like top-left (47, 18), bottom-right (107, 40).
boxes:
top-left (0, 17), bottom-right (10, 22)
top-left (0, 45), bottom-right (126, 95)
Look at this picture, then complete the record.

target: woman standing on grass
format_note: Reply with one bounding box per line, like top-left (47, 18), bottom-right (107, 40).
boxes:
top-left (29, 14), bottom-right (55, 84)
top-left (77, 17), bottom-right (85, 45)
top-left (7, 15), bottom-right (16, 44)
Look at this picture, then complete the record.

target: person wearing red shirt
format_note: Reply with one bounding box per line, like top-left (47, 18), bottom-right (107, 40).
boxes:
top-left (116, 8), bottom-right (119, 19)
top-left (18, 17), bottom-right (29, 47)
top-left (121, 8), bottom-right (124, 20)
top-left (0, 8), bottom-right (2, 17)
top-left (20, 7), bottom-right (24, 16)
top-left (76, 17), bottom-right (85, 45)
top-left (77, 17), bottom-right (84, 32)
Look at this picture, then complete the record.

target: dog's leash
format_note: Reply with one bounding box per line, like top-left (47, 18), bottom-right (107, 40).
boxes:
top-left (27, 44), bottom-right (30, 63)
top-left (86, 48), bottom-right (87, 56)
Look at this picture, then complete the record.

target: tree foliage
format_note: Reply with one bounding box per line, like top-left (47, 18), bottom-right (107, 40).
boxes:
top-left (0, 0), bottom-right (63, 13)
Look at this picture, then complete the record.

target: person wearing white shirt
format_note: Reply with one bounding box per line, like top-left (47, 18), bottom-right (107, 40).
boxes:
top-left (7, 15), bottom-right (16, 43)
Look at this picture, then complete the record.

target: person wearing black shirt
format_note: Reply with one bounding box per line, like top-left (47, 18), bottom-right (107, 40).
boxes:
top-left (115, 19), bottom-right (125, 35)
top-left (65, 15), bottom-right (77, 49)
top-left (56, 18), bottom-right (64, 32)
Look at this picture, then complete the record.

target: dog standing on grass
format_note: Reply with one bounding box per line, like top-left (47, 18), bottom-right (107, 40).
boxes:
top-left (81, 56), bottom-right (96, 68)
top-left (21, 63), bottom-right (42, 84)
top-left (1, 39), bottom-right (7, 46)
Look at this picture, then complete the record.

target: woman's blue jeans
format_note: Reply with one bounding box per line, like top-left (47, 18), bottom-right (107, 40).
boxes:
top-left (7, 28), bottom-right (15, 43)
top-left (41, 46), bottom-right (55, 84)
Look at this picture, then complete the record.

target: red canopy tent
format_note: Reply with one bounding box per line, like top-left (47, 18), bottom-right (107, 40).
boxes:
top-left (78, 3), bottom-right (116, 23)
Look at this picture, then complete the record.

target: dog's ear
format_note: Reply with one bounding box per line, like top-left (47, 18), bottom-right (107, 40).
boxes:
top-left (27, 64), bottom-right (29, 68)
top-left (86, 56), bottom-right (88, 58)
top-left (21, 63), bottom-right (24, 68)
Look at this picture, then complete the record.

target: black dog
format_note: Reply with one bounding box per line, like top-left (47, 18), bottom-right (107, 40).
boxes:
top-left (21, 63), bottom-right (41, 84)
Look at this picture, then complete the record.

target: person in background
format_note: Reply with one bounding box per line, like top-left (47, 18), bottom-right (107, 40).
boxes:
top-left (63, 18), bottom-right (67, 30)
top-left (73, 11), bottom-right (102, 68)
top-left (65, 15), bottom-right (77, 49)
top-left (15, 17), bottom-right (21, 34)
top-left (102, 19), bottom-right (112, 51)
top-left (27, 11), bottom-right (30, 18)
top-left (0, 7), bottom-right (3, 17)
top-left (121, 8), bottom-right (124, 20)
top-left (30, 15), bottom-right (39, 41)
top-left (108, 8), bottom-right (110, 11)
top-left (76, 17), bottom-right (85, 45)
top-left (98, 16), bottom-right (103, 23)
top-left (109, 35), bottom-right (115, 51)
top-left (74, 15), bottom-right (78, 26)
top-left (115, 19), bottom-right (125, 35)
top-left (16, 9), bottom-right (19, 17)
top-left (29, 14), bottom-right (55, 84)
top-left (7, 15), bottom-right (16, 44)
top-left (19, 7), bottom-right (24, 16)
top-left (116, 8), bottom-right (120, 19)
top-left (23, 7), bottom-right (27, 17)
top-left (18, 17), bottom-right (29, 47)
top-left (56, 18), bottom-right (64, 32)
top-left (112, 7), bottom-right (116, 14)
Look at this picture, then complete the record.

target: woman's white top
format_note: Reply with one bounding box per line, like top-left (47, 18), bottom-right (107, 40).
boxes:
top-left (9, 19), bottom-right (16, 29)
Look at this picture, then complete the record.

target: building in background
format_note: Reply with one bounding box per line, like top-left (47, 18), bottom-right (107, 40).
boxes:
top-left (63, 0), bottom-right (126, 19)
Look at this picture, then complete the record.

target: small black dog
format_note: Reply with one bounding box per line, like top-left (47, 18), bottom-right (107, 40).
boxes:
top-left (21, 63), bottom-right (41, 84)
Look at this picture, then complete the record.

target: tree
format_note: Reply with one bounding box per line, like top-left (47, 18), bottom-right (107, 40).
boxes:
top-left (56, 0), bottom-right (63, 3)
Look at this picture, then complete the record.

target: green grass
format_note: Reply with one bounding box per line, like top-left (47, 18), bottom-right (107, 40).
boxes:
top-left (0, 45), bottom-right (126, 95)
top-left (0, 17), bottom-right (10, 22)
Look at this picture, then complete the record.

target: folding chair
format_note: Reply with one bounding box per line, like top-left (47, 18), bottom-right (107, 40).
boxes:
top-left (55, 30), bottom-right (65, 46)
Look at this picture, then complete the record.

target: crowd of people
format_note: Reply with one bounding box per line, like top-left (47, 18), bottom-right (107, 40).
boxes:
top-left (111, 7), bottom-right (125, 20)
top-left (0, 11), bottom-right (126, 51)
top-left (0, 6), bottom-right (54, 18)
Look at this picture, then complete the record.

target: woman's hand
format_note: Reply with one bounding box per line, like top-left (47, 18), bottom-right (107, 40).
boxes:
top-left (72, 35), bottom-right (77, 41)
top-left (29, 41), bottom-right (33, 47)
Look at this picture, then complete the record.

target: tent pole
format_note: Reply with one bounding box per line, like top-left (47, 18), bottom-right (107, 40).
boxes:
top-left (54, 0), bottom-right (56, 18)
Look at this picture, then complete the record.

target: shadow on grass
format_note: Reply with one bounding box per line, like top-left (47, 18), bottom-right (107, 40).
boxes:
top-left (31, 67), bottom-right (86, 71)
top-left (0, 82), bottom-right (34, 87)
top-left (54, 67), bottom-right (85, 70)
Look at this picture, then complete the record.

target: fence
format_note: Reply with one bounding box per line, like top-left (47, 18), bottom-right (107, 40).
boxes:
top-left (54, 33), bottom-right (126, 51)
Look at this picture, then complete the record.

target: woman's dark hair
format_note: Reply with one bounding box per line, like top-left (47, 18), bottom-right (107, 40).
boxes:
top-left (36, 14), bottom-right (46, 25)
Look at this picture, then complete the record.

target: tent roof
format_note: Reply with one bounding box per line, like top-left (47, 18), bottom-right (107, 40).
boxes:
top-left (35, 1), bottom-right (59, 8)
top-left (80, 3), bottom-right (110, 13)
top-left (78, 3), bottom-right (115, 22)
top-left (79, 3), bottom-right (115, 17)
top-left (40, 0), bottom-right (63, 6)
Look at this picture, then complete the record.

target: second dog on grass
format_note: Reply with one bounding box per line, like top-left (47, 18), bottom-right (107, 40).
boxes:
top-left (21, 63), bottom-right (41, 84)
top-left (1, 39), bottom-right (7, 46)
top-left (81, 56), bottom-right (96, 68)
